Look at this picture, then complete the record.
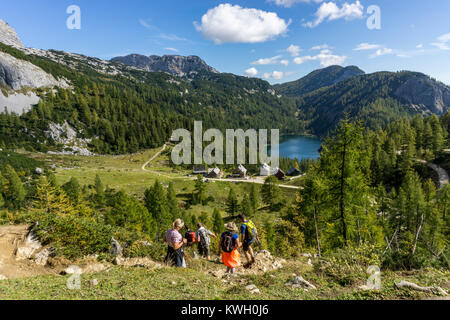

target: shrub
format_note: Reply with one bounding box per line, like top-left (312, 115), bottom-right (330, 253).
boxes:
top-left (35, 213), bottom-right (116, 259)
top-left (314, 243), bottom-right (381, 286)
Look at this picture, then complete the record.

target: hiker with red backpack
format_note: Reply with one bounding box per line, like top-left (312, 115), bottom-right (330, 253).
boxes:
top-left (184, 225), bottom-right (199, 247)
top-left (196, 222), bottom-right (216, 260)
top-left (220, 222), bottom-right (241, 274)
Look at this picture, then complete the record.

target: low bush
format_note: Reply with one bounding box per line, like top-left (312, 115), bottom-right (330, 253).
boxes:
top-left (314, 243), bottom-right (381, 286)
top-left (35, 213), bottom-right (117, 259)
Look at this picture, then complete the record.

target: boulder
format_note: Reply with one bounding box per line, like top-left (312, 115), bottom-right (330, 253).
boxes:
top-left (286, 275), bottom-right (317, 291)
top-left (245, 284), bottom-right (260, 294)
top-left (0, 274), bottom-right (7, 280)
top-left (110, 237), bottom-right (123, 256)
top-left (34, 248), bottom-right (53, 266)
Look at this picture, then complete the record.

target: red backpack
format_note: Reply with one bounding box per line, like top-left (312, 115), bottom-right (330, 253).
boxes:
top-left (185, 231), bottom-right (196, 245)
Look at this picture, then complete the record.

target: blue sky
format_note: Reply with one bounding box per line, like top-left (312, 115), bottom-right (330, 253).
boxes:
top-left (2, 0), bottom-right (450, 84)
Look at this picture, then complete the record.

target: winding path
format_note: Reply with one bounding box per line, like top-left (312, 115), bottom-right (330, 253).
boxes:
top-left (414, 159), bottom-right (449, 189)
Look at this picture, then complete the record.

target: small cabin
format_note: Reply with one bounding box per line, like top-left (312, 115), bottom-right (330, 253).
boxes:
top-left (259, 163), bottom-right (271, 176)
top-left (274, 168), bottom-right (286, 180)
top-left (232, 164), bottom-right (247, 178)
top-left (193, 165), bottom-right (207, 175)
top-left (287, 167), bottom-right (301, 177)
top-left (207, 167), bottom-right (222, 178)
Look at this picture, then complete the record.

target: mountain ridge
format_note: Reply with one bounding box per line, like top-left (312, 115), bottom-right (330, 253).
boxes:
top-left (274, 65), bottom-right (365, 97)
top-left (111, 54), bottom-right (219, 78)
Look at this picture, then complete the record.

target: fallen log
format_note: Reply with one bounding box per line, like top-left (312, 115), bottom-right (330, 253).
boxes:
top-left (395, 280), bottom-right (447, 296)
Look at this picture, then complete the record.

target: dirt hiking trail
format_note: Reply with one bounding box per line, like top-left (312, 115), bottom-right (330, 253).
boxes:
top-left (0, 224), bottom-right (56, 279)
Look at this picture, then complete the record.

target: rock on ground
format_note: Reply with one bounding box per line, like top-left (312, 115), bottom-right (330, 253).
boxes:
top-left (113, 256), bottom-right (162, 269)
top-left (286, 275), bottom-right (317, 290)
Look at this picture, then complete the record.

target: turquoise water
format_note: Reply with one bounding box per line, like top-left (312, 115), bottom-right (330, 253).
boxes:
top-left (274, 135), bottom-right (322, 160)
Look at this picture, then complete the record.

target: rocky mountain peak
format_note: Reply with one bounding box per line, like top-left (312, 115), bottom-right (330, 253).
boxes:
top-left (111, 54), bottom-right (219, 77)
top-left (0, 19), bottom-right (23, 48)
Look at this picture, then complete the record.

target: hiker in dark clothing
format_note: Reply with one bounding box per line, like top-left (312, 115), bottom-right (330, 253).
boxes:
top-left (237, 214), bottom-right (259, 266)
top-left (164, 219), bottom-right (187, 268)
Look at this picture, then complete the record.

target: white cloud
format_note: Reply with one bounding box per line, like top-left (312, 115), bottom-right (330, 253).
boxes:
top-left (159, 33), bottom-right (188, 41)
top-left (280, 59), bottom-right (290, 66)
top-left (311, 44), bottom-right (329, 50)
top-left (369, 48), bottom-right (394, 58)
top-left (286, 44), bottom-right (301, 56)
top-left (416, 44), bottom-right (423, 49)
top-left (244, 67), bottom-right (259, 77)
top-left (431, 33), bottom-right (450, 50)
top-left (252, 55), bottom-right (283, 65)
top-left (139, 19), bottom-right (158, 31)
top-left (164, 47), bottom-right (179, 53)
top-left (293, 49), bottom-right (347, 67)
top-left (354, 42), bottom-right (382, 51)
top-left (263, 70), bottom-right (292, 80)
top-left (194, 3), bottom-right (290, 44)
top-left (269, 0), bottom-right (323, 8)
top-left (304, 1), bottom-right (364, 28)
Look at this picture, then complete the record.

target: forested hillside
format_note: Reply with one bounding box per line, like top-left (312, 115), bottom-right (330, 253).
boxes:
top-left (295, 71), bottom-right (450, 137)
top-left (274, 65), bottom-right (365, 97)
top-left (0, 42), bottom-right (302, 154)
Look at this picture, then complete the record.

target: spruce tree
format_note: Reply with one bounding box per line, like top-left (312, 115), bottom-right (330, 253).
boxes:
top-left (261, 176), bottom-right (280, 210)
top-left (226, 188), bottom-right (239, 216)
top-left (4, 164), bottom-right (26, 209)
top-left (212, 208), bottom-right (224, 234)
top-left (144, 180), bottom-right (171, 241)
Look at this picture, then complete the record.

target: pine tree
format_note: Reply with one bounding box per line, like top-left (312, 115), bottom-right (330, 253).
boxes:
top-left (226, 188), bottom-right (239, 216)
top-left (193, 175), bottom-right (206, 205)
top-left (212, 208), bottom-right (224, 234)
top-left (240, 194), bottom-right (252, 218)
top-left (261, 176), bottom-right (280, 210)
top-left (144, 180), bottom-right (171, 241)
top-left (249, 184), bottom-right (259, 216)
top-left (3, 165), bottom-right (26, 209)
top-left (34, 176), bottom-right (75, 216)
top-left (317, 119), bottom-right (371, 246)
top-left (199, 211), bottom-right (210, 228)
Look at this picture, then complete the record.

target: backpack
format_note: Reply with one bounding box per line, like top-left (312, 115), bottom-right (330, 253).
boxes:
top-left (198, 228), bottom-right (208, 247)
top-left (185, 231), bottom-right (196, 245)
top-left (243, 220), bottom-right (258, 241)
top-left (221, 232), bottom-right (235, 253)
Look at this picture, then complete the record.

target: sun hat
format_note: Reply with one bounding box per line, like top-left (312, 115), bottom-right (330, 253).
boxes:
top-left (224, 222), bottom-right (238, 232)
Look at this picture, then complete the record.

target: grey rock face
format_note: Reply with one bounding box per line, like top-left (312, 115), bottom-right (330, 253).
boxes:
top-left (0, 90), bottom-right (40, 115)
top-left (0, 51), bottom-right (61, 90)
top-left (112, 54), bottom-right (218, 77)
top-left (395, 75), bottom-right (450, 115)
top-left (0, 20), bottom-right (23, 48)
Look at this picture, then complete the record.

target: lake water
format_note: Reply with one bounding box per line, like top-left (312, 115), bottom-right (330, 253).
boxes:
top-left (274, 135), bottom-right (322, 160)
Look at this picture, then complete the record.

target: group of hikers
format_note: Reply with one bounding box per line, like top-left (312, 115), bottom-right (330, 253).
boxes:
top-left (163, 214), bottom-right (259, 274)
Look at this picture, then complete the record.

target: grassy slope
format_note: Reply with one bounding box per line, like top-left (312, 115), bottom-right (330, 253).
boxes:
top-left (5, 149), bottom-right (446, 300)
top-left (0, 257), bottom-right (448, 300)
